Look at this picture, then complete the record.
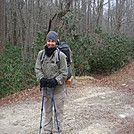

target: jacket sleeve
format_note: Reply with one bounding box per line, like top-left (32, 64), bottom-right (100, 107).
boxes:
top-left (55, 52), bottom-right (68, 85)
top-left (35, 50), bottom-right (44, 81)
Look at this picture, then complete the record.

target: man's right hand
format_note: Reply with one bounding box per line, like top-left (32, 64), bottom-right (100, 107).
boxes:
top-left (40, 78), bottom-right (48, 89)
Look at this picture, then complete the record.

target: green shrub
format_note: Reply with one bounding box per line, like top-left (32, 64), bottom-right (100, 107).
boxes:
top-left (0, 44), bottom-right (36, 98)
top-left (67, 33), bottom-right (134, 75)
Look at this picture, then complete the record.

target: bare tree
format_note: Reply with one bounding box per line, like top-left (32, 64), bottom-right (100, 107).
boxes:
top-left (96, 0), bottom-right (104, 28)
top-left (115, 0), bottom-right (126, 33)
top-left (92, 0), bottom-right (96, 31)
top-left (107, 0), bottom-right (111, 33)
top-left (81, 0), bottom-right (87, 31)
top-left (87, 0), bottom-right (92, 32)
top-left (52, 0), bottom-right (73, 30)
top-left (0, 0), bottom-right (5, 53)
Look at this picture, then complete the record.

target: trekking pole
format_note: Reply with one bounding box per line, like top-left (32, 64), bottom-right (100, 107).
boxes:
top-left (50, 88), bottom-right (60, 134)
top-left (39, 87), bottom-right (46, 134)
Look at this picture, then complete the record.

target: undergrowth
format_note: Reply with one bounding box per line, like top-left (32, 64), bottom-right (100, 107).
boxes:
top-left (0, 44), bottom-right (36, 98)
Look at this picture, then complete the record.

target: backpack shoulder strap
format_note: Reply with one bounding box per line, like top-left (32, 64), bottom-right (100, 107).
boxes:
top-left (55, 48), bottom-right (60, 69)
top-left (40, 49), bottom-right (45, 64)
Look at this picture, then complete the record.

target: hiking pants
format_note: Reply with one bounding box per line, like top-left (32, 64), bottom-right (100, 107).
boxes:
top-left (43, 90), bottom-right (64, 134)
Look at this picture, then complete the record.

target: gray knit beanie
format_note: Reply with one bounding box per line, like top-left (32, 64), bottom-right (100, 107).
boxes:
top-left (46, 31), bottom-right (58, 42)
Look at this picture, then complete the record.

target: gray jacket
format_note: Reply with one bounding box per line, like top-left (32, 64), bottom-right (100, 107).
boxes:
top-left (35, 48), bottom-right (68, 94)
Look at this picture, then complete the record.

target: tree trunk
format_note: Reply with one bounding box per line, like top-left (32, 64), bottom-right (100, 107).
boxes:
top-left (107, 0), bottom-right (110, 33)
top-left (0, 0), bottom-right (5, 53)
top-left (52, 0), bottom-right (73, 30)
top-left (81, 1), bottom-right (87, 31)
top-left (115, 0), bottom-right (126, 33)
top-left (96, 0), bottom-right (104, 28)
top-left (92, 0), bottom-right (96, 31)
top-left (87, 0), bottom-right (92, 32)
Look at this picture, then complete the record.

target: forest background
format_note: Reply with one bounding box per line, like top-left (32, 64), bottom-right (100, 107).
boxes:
top-left (0, 0), bottom-right (134, 98)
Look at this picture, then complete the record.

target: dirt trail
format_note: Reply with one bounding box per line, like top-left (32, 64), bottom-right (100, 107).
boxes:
top-left (0, 79), bottom-right (134, 134)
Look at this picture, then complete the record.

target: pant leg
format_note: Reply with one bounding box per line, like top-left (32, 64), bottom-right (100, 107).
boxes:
top-left (43, 92), bottom-right (53, 134)
top-left (52, 91), bottom-right (65, 134)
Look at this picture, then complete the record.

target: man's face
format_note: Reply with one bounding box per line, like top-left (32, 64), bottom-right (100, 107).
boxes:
top-left (46, 39), bottom-right (56, 48)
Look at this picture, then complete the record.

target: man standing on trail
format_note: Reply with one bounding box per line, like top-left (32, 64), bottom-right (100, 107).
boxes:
top-left (35, 31), bottom-right (68, 134)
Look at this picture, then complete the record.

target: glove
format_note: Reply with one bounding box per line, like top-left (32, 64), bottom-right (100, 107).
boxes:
top-left (47, 78), bottom-right (58, 88)
top-left (40, 78), bottom-right (48, 89)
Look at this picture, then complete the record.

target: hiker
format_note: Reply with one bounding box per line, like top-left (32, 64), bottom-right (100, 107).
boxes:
top-left (35, 31), bottom-right (68, 134)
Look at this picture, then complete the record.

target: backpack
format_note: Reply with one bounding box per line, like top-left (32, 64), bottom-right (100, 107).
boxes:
top-left (40, 42), bottom-right (72, 80)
